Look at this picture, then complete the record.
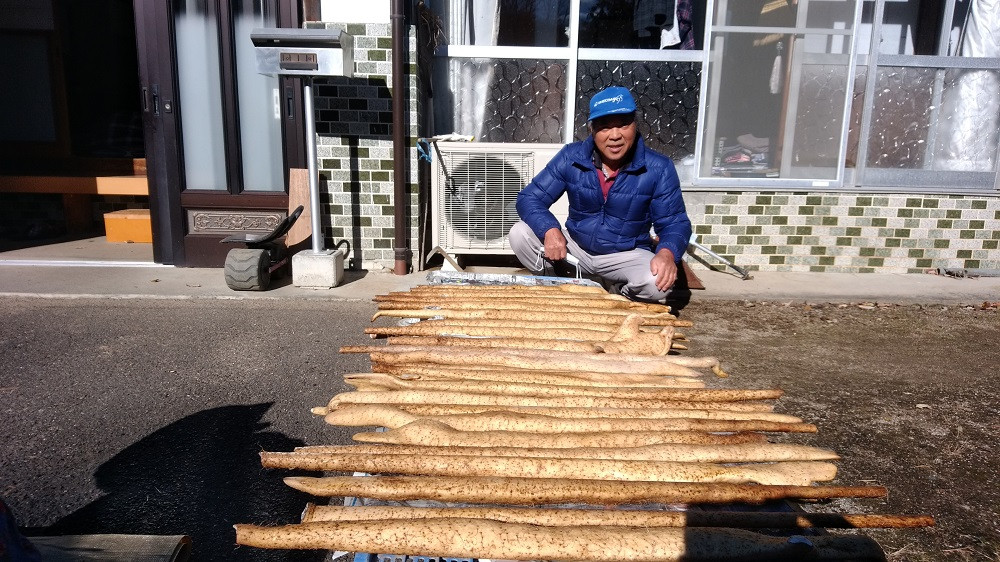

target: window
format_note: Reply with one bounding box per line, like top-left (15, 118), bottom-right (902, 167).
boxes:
top-left (853, 0), bottom-right (1000, 191)
top-left (698, 0), bottom-right (863, 186)
top-left (579, 0), bottom-right (704, 50)
top-left (431, 0), bottom-right (707, 182)
top-left (431, 0), bottom-right (1000, 192)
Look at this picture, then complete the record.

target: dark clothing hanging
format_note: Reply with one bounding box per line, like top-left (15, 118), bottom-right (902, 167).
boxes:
top-left (634, 0), bottom-right (676, 37)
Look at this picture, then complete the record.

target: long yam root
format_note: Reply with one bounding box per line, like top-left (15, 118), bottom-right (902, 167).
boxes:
top-left (345, 369), bottom-right (705, 388)
top-left (323, 405), bottom-right (815, 433)
top-left (367, 364), bottom-right (705, 387)
top-left (343, 374), bottom-right (720, 397)
top-left (342, 345), bottom-right (724, 378)
top-left (292, 442), bottom-right (839, 462)
top-left (329, 389), bottom-right (783, 408)
top-left (352, 419), bottom-right (770, 447)
top-left (234, 519), bottom-right (887, 561)
top-left (282, 474), bottom-right (887, 504)
top-left (299, 504), bottom-right (933, 529)
top-left (262, 450), bottom-right (837, 485)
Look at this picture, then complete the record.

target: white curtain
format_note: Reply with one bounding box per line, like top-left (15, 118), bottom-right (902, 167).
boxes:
top-left (934, 0), bottom-right (1000, 171)
top-left (435, 0), bottom-right (499, 138)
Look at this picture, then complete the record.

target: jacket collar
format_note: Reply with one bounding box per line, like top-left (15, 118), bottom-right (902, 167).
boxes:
top-left (573, 135), bottom-right (648, 174)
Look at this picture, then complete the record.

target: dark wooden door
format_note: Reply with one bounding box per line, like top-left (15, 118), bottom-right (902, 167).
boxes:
top-left (134, 0), bottom-right (304, 266)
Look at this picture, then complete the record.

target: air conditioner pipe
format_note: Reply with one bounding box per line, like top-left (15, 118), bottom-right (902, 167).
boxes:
top-left (391, 0), bottom-right (412, 275)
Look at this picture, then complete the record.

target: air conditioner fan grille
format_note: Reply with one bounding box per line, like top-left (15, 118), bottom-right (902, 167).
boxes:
top-left (436, 150), bottom-right (534, 250)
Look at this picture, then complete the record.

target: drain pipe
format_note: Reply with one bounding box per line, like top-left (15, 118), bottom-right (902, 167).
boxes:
top-left (391, 0), bottom-right (412, 275)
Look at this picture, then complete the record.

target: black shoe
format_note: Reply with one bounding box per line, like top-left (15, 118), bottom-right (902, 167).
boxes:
top-left (600, 278), bottom-right (626, 296)
top-left (552, 260), bottom-right (577, 278)
top-left (534, 259), bottom-right (576, 278)
top-left (533, 263), bottom-right (557, 277)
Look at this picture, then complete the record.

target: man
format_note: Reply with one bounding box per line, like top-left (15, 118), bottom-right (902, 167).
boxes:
top-left (508, 86), bottom-right (692, 302)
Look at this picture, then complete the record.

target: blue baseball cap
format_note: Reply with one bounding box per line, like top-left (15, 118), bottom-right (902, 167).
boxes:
top-left (588, 86), bottom-right (636, 121)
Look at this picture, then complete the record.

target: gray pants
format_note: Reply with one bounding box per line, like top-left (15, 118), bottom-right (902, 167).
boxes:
top-left (508, 221), bottom-right (670, 302)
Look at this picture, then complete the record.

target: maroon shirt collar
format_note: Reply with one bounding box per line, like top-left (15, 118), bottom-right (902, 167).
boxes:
top-left (595, 165), bottom-right (618, 200)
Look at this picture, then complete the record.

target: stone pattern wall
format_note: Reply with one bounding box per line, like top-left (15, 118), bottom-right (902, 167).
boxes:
top-left (309, 22), bottom-right (419, 271)
top-left (684, 192), bottom-right (1000, 273)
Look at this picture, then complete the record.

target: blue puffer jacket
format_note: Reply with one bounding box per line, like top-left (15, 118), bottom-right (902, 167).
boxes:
top-left (516, 136), bottom-right (692, 261)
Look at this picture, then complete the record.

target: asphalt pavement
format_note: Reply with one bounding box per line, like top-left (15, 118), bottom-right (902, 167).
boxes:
top-left (0, 237), bottom-right (998, 304)
top-left (1, 296), bottom-right (372, 562)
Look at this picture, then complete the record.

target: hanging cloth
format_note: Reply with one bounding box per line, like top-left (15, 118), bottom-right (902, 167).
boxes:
top-left (934, 0), bottom-right (1000, 171)
top-left (660, 5), bottom-right (681, 48)
top-left (769, 41), bottom-right (784, 94)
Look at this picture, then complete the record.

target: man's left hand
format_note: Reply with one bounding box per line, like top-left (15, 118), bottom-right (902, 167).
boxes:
top-left (650, 249), bottom-right (678, 292)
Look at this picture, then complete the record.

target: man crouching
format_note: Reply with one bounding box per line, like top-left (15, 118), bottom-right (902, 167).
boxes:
top-left (508, 86), bottom-right (692, 302)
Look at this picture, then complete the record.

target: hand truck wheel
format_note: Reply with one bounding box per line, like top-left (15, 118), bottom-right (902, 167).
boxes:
top-left (223, 248), bottom-right (271, 291)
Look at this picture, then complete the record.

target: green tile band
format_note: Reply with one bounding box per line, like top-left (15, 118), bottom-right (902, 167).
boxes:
top-left (684, 192), bottom-right (998, 273)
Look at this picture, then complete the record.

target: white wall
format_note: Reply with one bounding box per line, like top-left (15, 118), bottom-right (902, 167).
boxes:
top-left (319, 0), bottom-right (390, 24)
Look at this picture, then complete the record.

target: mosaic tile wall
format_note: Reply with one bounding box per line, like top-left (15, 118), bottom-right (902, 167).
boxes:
top-left (683, 192), bottom-right (1000, 273)
top-left (310, 21), bottom-right (420, 271)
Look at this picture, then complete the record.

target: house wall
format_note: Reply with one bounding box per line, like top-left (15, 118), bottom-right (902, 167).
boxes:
top-left (685, 192), bottom-right (1000, 273)
top-left (308, 20), bottom-right (420, 271)
top-left (310, 3), bottom-right (999, 275)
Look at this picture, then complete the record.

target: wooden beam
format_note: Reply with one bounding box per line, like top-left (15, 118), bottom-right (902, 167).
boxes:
top-left (0, 175), bottom-right (149, 196)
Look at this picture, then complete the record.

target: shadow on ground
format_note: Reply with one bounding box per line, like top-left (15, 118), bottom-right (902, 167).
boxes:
top-left (29, 403), bottom-right (325, 561)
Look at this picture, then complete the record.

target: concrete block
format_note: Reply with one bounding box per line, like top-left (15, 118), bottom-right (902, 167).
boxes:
top-left (292, 249), bottom-right (345, 288)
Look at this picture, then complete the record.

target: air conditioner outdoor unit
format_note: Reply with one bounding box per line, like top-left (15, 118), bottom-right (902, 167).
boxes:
top-left (430, 141), bottom-right (567, 255)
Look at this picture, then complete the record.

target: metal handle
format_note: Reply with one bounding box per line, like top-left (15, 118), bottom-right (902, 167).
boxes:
top-left (151, 85), bottom-right (160, 116)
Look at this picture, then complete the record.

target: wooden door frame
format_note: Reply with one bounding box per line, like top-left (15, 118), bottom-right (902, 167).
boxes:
top-left (135, 0), bottom-right (304, 266)
top-left (135, 0), bottom-right (185, 264)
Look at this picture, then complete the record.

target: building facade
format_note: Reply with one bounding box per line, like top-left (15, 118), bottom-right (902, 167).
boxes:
top-left (1, 0), bottom-right (997, 274)
top-left (313, 0), bottom-right (999, 274)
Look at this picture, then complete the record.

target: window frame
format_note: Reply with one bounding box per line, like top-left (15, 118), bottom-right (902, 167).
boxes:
top-left (851, 0), bottom-right (1000, 194)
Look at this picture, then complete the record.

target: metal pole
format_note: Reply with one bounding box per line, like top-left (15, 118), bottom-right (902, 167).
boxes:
top-left (563, 0), bottom-right (580, 144)
top-left (391, 0), bottom-right (411, 274)
top-left (303, 76), bottom-right (324, 253)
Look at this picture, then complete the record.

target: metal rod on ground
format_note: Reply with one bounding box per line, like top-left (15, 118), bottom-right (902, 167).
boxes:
top-left (688, 233), bottom-right (752, 280)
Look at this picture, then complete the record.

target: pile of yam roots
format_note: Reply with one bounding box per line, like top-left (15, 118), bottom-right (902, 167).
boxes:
top-left (236, 282), bottom-right (933, 561)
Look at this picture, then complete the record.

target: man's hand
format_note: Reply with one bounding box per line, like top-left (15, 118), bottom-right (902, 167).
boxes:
top-left (543, 228), bottom-right (568, 261)
top-left (650, 248), bottom-right (678, 292)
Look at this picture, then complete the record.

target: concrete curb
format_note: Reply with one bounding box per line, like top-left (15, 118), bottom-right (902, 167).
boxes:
top-left (1, 261), bottom-right (997, 305)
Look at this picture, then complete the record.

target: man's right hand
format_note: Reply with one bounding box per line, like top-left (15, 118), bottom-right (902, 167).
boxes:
top-left (543, 228), bottom-right (568, 261)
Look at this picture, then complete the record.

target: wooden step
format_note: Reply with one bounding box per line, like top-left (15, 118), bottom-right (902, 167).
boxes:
top-left (104, 208), bottom-right (152, 243)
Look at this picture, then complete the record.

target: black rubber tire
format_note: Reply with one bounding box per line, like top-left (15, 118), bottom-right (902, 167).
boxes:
top-left (224, 248), bottom-right (270, 291)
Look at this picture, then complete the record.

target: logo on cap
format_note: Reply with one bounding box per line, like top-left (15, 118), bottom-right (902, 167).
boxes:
top-left (594, 94), bottom-right (625, 107)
